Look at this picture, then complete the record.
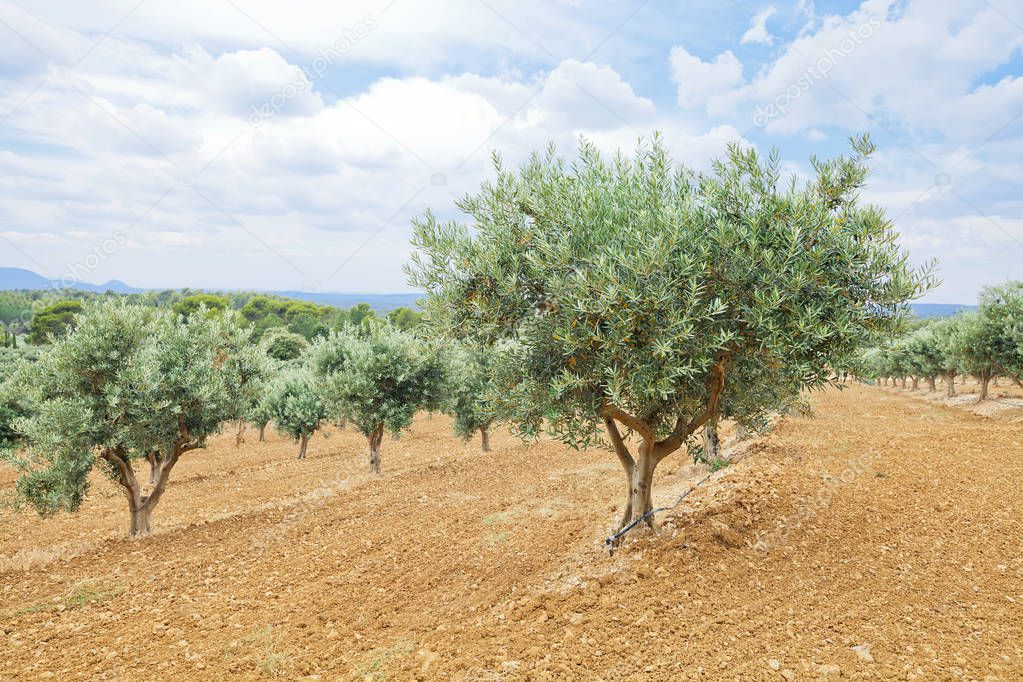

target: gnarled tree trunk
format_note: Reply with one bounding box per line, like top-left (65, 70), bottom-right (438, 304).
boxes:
top-left (927, 375), bottom-right (936, 392)
top-left (130, 506), bottom-right (153, 536)
top-left (703, 417), bottom-right (720, 462)
top-left (480, 425), bottom-right (491, 453)
top-left (603, 353), bottom-right (727, 539)
top-left (103, 445), bottom-right (185, 539)
top-left (946, 371), bottom-right (956, 397)
top-left (978, 369), bottom-right (992, 401)
top-left (235, 420), bottom-right (246, 447)
top-left (367, 424), bottom-right (384, 474)
top-left (258, 422), bottom-right (267, 442)
top-left (911, 376), bottom-right (919, 390)
top-left (297, 434), bottom-right (309, 459)
top-left (900, 376), bottom-right (907, 389)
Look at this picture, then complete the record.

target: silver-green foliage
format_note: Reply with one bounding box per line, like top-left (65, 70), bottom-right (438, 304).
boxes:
top-left (445, 344), bottom-right (498, 442)
top-left (978, 282), bottom-right (1023, 383)
top-left (268, 369), bottom-right (327, 444)
top-left (409, 135), bottom-right (929, 448)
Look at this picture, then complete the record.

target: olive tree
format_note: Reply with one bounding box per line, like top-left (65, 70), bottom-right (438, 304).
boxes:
top-left (904, 324), bottom-right (943, 391)
top-left (950, 312), bottom-right (1001, 400)
top-left (268, 370), bottom-right (327, 459)
top-left (249, 388), bottom-right (276, 442)
top-left (446, 345), bottom-right (499, 452)
top-left (310, 325), bottom-right (444, 473)
top-left (1, 301), bottom-right (261, 537)
top-left (408, 135), bottom-right (930, 532)
top-left (932, 316), bottom-right (967, 397)
top-left (978, 282), bottom-right (1023, 386)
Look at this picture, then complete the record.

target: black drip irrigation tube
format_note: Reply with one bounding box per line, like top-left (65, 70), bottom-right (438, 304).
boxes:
top-left (602, 442), bottom-right (759, 556)
top-left (603, 472), bottom-right (713, 556)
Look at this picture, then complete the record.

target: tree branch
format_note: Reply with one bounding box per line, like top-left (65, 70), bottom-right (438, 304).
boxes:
top-left (602, 415), bottom-right (635, 476)
top-left (599, 402), bottom-right (654, 444)
top-left (654, 352), bottom-right (727, 462)
top-left (101, 447), bottom-right (141, 509)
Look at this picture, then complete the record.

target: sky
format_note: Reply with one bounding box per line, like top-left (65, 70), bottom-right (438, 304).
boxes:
top-left (0, 0), bottom-right (1021, 302)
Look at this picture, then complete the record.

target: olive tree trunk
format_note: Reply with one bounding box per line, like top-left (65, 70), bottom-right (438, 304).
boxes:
top-left (900, 376), bottom-right (907, 389)
top-left (367, 424), bottom-right (384, 474)
top-left (130, 505), bottom-right (154, 537)
top-left (978, 369), bottom-right (992, 401)
top-left (703, 418), bottom-right (720, 461)
top-left (297, 434), bottom-right (310, 460)
top-left (602, 354), bottom-right (726, 540)
top-left (258, 422), bottom-right (267, 442)
top-left (480, 425), bottom-right (492, 453)
top-left (927, 375), bottom-right (936, 392)
top-left (103, 446), bottom-right (186, 538)
top-left (946, 371), bottom-right (956, 397)
top-left (911, 376), bottom-right (919, 390)
top-left (235, 420), bottom-right (246, 447)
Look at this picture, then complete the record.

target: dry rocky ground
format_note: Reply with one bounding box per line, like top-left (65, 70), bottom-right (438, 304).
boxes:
top-left (1, 385), bottom-right (1021, 680)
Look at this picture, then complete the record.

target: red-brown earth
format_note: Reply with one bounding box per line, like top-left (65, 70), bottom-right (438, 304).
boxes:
top-left (1, 384), bottom-right (1021, 680)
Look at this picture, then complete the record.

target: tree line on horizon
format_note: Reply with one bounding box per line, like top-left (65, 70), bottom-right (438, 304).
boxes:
top-left (0, 288), bottom-right (423, 346)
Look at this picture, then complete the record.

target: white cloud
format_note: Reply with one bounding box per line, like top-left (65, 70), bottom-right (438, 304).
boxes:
top-left (741, 6), bottom-right (777, 46)
top-left (669, 46), bottom-right (744, 110)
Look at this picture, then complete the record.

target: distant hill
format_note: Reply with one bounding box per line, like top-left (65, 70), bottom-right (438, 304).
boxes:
top-left (910, 303), bottom-right (977, 318)
top-left (0, 267), bottom-right (417, 313)
top-left (0, 267), bottom-right (141, 294)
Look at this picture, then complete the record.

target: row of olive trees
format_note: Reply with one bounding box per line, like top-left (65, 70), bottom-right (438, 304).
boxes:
top-left (2, 133), bottom-right (932, 543)
top-left (248, 325), bottom-right (497, 466)
top-left (860, 282), bottom-right (1023, 400)
top-left (0, 303), bottom-right (495, 537)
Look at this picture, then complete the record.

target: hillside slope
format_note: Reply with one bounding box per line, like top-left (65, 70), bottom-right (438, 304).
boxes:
top-left (1, 386), bottom-right (1020, 680)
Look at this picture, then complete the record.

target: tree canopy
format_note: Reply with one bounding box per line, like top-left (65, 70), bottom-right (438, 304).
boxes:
top-left (445, 344), bottom-right (499, 451)
top-left (172, 293), bottom-right (229, 318)
top-left (260, 327), bottom-right (310, 362)
top-left (267, 369), bottom-right (327, 459)
top-left (408, 134), bottom-right (931, 531)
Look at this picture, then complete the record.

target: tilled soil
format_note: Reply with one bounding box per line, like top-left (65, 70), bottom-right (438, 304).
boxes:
top-left (1, 386), bottom-right (1021, 680)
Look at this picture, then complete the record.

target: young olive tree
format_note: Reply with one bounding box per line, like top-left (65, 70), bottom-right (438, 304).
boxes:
top-left (408, 135), bottom-right (930, 533)
top-left (978, 282), bottom-right (1023, 386)
top-left (1, 301), bottom-right (261, 537)
top-left (310, 325), bottom-right (444, 473)
top-left (904, 324), bottom-right (943, 391)
top-left (950, 312), bottom-right (1001, 401)
top-left (268, 370), bottom-right (327, 459)
top-left (933, 316), bottom-right (966, 396)
top-left (446, 345), bottom-right (499, 452)
top-left (249, 388), bottom-right (276, 442)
